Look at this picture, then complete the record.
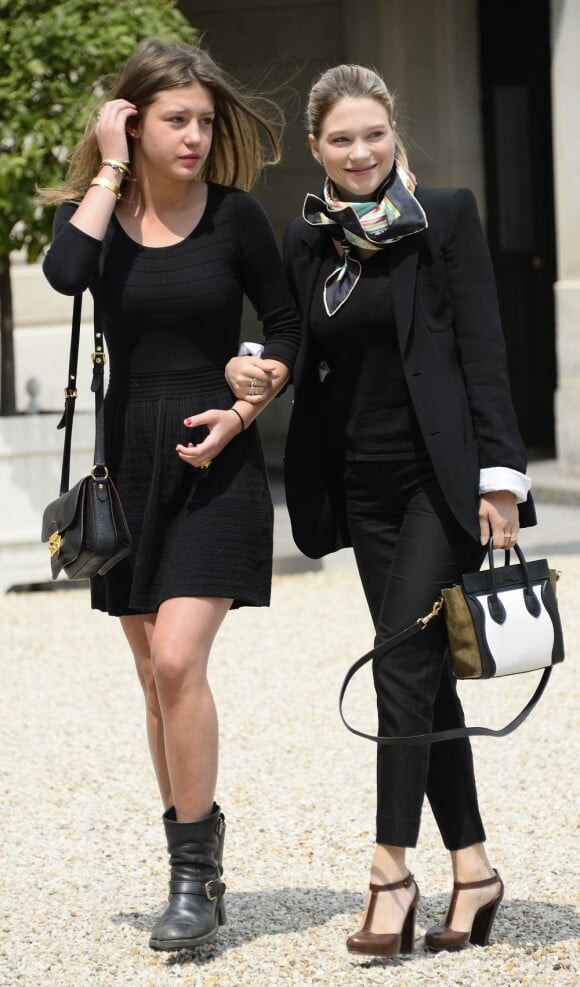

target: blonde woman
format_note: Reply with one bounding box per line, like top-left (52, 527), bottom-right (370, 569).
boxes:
top-left (227, 64), bottom-right (535, 958)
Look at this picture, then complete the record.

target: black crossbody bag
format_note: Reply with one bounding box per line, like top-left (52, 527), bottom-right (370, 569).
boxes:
top-left (41, 293), bottom-right (131, 580)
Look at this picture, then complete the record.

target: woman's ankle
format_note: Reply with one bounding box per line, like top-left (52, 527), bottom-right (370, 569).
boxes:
top-left (371, 843), bottom-right (409, 883)
top-left (451, 843), bottom-right (495, 883)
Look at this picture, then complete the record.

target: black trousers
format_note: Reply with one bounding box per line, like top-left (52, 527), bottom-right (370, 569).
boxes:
top-left (344, 457), bottom-right (487, 851)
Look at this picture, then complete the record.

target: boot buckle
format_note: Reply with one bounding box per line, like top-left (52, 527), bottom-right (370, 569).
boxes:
top-left (204, 879), bottom-right (225, 900)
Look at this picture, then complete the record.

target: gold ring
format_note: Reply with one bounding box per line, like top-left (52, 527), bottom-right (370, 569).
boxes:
top-left (199, 458), bottom-right (213, 469)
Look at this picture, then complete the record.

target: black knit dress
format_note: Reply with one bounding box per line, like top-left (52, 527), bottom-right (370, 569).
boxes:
top-left (43, 183), bottom-right (301, 616)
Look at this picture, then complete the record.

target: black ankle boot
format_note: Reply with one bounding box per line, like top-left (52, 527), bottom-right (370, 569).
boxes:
top-left (149, 803), bottom-right (226, 951)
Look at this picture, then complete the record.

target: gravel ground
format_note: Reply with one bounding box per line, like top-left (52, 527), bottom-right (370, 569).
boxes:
top-left (1, 554), bottom-right (578, 986)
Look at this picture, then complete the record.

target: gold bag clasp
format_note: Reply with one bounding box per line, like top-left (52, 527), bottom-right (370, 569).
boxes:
top-left (48, 531), bottom-right (62, 556)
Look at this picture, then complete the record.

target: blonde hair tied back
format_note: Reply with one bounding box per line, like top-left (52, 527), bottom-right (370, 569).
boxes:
top-left (306, 63), bottom-right (409, 170)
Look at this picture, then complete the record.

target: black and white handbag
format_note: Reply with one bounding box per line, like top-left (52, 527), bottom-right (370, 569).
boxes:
top-left (442, 541), bottom-right (563, 680)
top-left (339, 541), bottom-right (564, 746)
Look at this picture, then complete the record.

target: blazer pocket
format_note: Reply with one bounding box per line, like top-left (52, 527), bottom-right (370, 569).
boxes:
top-left (416, 261), bottom-right (453, 332)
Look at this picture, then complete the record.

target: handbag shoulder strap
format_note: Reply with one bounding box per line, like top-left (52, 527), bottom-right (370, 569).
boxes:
top-left (56, 291), bottom-right (106, 494)
top-left (91, 290), bottom-right (106, 471)
top-left (56, 293), bottom-right (82, 494)
top-left (338, 601), bottom-right (553, 746)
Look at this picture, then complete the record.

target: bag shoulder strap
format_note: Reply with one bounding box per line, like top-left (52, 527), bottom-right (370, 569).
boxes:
top-left (56, 293), bottom-right (82, 494)
top-left (56, 291), bottom-right (106, 495)
top-left (339, 602), bottom-right (552, 746)
top-left (91, 290), bottom-right (106, 471)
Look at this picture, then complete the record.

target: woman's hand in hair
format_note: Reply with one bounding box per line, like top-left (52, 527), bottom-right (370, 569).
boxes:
top-left (95, 99), bottom-right (138, 163)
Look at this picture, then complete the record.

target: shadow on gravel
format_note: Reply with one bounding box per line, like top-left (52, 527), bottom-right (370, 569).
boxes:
top-left (111, 886), bottom-right (360, 961)
top-left (111, 888), bottom-right (580, 966)
top-left (417, 892), bottom-right (580, 954)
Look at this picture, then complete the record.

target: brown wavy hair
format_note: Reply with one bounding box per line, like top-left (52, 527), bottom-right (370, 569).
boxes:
top-left (39, 37), bottom-right (284, 204)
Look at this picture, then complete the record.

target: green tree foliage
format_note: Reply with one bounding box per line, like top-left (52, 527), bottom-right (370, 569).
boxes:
top-left (0, 0), bottom-right (197, 412)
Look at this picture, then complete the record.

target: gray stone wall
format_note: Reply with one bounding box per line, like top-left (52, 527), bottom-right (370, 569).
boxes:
top-left (552, 0), bottom-right (580, 473)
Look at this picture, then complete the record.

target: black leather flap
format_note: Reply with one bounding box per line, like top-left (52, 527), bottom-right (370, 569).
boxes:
top-left (41, 478), bottom-right (86, 542)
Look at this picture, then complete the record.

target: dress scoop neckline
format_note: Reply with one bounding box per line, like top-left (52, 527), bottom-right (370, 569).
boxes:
top-left (112, 182), bottom-right (212, 251)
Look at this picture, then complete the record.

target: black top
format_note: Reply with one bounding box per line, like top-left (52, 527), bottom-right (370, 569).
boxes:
top-left (310, 249), bottom-right (425, 459)
top-left (43, 182), bottom-right (301, 379)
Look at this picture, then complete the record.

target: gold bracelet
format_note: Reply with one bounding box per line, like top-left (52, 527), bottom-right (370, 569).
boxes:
top-left (100, 158), bottom-right (131, 178)
top-left (89, 177), bottom-right (122, 199)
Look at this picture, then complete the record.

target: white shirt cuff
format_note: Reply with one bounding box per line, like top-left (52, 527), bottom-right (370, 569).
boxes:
top-left (238, 341), bottom-right (264, 357)
top-left (479, 467), bottom-right (531, 504)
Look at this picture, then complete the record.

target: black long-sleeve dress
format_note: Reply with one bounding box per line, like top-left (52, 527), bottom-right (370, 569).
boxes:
top-left (43, 182), bottom-right (300, 616)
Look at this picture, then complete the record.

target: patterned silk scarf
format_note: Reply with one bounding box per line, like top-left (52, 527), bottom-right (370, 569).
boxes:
top-left (302, 161), bottom-right (427, 316)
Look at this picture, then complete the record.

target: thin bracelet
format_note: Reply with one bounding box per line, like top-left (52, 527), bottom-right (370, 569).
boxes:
top-left (229, 407), bottom-right (245, 432)
top-left (101, 158), bottom-right (132, 178)
top-left (89, 177), bottom-right (122, 199)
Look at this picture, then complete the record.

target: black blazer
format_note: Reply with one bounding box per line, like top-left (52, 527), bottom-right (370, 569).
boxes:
top-left (282, 186), bottom-right (536, 558)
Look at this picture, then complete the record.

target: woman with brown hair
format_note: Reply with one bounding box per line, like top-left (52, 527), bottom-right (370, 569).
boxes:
top-left (42, 37), bottom-right (300, 952)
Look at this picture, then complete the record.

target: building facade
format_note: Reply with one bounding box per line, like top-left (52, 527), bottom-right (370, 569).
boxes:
top-left (10, 0), bottom-right (580, 472)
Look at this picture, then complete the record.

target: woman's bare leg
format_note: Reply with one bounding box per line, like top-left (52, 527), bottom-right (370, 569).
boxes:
top-left (150, 596), bottom-right (232, 822)
top-left (120, 613), bottom-right (172, 809)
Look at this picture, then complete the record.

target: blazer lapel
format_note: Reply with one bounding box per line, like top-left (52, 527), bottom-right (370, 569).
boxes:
top-left (293, 240), bottom-right (325, 387)
top-left (295, 254), bottom-right (318, 319)
top-left (295, 231), bottom-right (326, 327)
top-left (388, 237), bottom-right (420, 354)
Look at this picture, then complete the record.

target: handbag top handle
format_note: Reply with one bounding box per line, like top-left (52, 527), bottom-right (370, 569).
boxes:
top-left (486, 539), bottom-right (541, 621)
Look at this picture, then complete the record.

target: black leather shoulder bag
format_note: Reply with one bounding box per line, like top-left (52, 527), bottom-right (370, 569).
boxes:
top-left (41, 293), bottom-right (131, 580)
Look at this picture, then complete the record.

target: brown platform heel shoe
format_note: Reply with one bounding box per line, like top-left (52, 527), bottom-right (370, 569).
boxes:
top-left (425, 869), bottom-right (504, 952)
top-left (346, 872), bottom-right (419, 957)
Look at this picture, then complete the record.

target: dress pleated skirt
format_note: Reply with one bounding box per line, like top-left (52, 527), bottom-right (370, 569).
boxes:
top-left (90, 368), bottom-right (274, 616)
